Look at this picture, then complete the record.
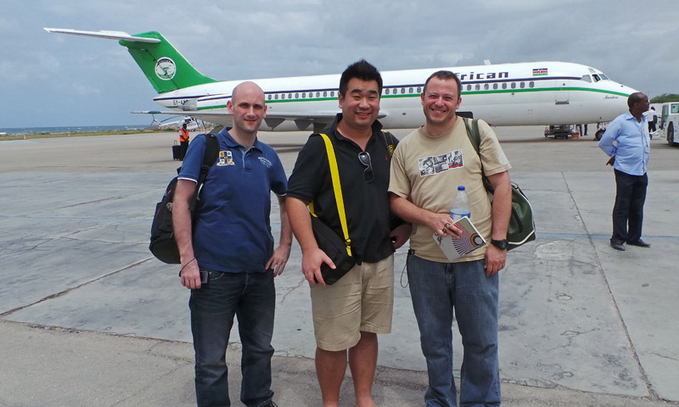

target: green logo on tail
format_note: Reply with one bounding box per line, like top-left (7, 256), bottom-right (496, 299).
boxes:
top-left (155, 57), bottom-right (176, 80)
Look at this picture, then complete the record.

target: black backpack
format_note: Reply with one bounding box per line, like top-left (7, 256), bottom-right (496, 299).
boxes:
top-left (149, 134), bottom-right (220, 264)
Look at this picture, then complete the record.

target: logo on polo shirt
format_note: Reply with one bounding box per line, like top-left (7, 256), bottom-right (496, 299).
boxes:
top-left (217, 151), bottom-right (235, 166)
top-left (258, 157), bottom-right (273, 168)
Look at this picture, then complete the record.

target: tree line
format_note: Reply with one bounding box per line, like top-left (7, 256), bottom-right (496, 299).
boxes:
top-left (650, 94), bottom-right (679, 103)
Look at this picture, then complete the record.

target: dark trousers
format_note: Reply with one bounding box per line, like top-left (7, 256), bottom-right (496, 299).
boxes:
top-left (612, 169), bottom-right (648, 244)
top-left (180, 141), bottom-right (189, 160)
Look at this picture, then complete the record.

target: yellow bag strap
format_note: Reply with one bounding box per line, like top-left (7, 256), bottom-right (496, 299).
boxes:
top-left (309, 133), bottom-right (352, 256)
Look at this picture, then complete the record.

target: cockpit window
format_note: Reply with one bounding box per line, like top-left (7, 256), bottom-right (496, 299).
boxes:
top-left (581, 75), bottom-right (592, 83)
top-left (592, 74), bottom-right (601, 82)
top-left (599, 74), bottom-right (609, 80)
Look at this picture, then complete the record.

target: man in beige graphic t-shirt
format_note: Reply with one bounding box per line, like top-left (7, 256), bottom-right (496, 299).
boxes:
top-left (388, 70), bottom-right (512, 406)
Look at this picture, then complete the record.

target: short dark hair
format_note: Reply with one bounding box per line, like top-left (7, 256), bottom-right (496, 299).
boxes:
top-left (423, 70), bottom-right (461, 96)
top-left (627, 92), bottom-right (646, 109)
top-left (339, 59), bottom-right (383, 96)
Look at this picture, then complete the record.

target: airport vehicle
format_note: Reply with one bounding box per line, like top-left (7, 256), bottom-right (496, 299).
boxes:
top-left (593, 122), bottom-right (609, 141)
top-left (659, 102), bottom-right (679, 146)
top-left (44, 28), bottom-right (638, 132)
top-left (544, 124), bottom-right (579, 139)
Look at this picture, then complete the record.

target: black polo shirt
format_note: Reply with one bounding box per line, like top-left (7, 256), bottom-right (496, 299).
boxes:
top-left (287, 114), bottom-right (398, 264)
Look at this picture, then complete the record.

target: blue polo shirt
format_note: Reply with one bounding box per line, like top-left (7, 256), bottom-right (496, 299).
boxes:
top-left (178, 129), bottom-right (287, 273)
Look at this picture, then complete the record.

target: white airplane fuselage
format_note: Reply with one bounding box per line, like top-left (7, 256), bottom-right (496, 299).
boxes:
top-left (154, 61), bottom-right (637, 131)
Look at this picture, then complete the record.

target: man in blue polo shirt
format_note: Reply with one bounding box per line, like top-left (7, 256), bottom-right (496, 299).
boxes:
top-left (173, 81), bottom-right (291, 407)
top-left (598, 92), bottom-right (651, 251)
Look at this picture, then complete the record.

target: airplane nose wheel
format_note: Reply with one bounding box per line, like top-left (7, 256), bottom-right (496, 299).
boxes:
top-left (594, 129), bottom-right (605, 141)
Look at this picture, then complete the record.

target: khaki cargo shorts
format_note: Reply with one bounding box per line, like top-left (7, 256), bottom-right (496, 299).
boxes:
top-left (310, 255), bottom-right (394, 351)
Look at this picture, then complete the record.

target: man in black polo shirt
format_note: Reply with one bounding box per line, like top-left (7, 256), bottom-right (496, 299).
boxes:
top-left (287, 60), bottom-right (410, 407)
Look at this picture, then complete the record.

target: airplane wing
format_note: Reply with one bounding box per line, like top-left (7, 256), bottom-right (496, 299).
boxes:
top-left (133, 110), bottom-right (232, 126)
top-left (132, 110), bottom-right (351, 132)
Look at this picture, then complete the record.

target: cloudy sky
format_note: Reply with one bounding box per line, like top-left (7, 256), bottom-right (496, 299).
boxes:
top-left (2, 0), bottom-right (677, 128)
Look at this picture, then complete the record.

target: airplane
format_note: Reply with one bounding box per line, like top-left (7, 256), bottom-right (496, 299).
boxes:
top-left (44, 28), bottom-right (638, 135)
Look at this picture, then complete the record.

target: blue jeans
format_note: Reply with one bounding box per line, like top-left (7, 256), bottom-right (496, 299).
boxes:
top-left (407, 254), bottom-right (500, 407)
top-left (190, 269), bottom-right (275, 407)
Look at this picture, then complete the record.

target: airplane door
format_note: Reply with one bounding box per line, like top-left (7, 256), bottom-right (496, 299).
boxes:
top-left (660, 104), bottom-right (668, 129)
top-left (555, 81), bottom-right (569, 105)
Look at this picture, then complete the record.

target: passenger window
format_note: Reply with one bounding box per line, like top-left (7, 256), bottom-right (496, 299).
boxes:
top-left (511, 82), bottom-right (516, 89)
top-left (502, 83), bottom-right (507, 89)
top-left (529, 81), bottom-right (534, 88)
top-left (493, 83), bottom-right (498, 89)
top-left (520, 82), bottom-right (525, 88)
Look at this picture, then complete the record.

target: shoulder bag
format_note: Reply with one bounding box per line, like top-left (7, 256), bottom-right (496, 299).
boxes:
top-left (463, 118), bottom-right (536, 250)
top-left (309, 133), bottom-right (356, 284)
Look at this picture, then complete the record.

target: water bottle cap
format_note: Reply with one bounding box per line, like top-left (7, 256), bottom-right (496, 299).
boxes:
top-left (457, 186), bottom-right (465, 191)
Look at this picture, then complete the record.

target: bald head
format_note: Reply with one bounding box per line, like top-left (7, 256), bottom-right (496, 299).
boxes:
top-left (227, 81), bottom-right (267, 142)
top-left (231, 81), bottom-right (265, 105)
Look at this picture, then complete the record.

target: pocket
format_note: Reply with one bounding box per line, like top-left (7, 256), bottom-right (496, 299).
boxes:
top-left (200, 268), bottom-right (226, 282)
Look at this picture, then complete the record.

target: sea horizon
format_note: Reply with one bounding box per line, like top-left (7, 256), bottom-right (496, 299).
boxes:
top-left (0, 124), bottom-right (149, 135)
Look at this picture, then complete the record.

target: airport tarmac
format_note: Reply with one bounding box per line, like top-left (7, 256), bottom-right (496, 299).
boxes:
top-left (1, 127), bottom-right (678, 407)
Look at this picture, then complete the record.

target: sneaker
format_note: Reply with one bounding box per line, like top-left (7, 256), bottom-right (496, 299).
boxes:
top-left (260, 401), bottom-right (278, 407)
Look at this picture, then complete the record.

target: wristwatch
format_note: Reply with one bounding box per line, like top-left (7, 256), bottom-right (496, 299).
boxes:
top-left (490, 239), bottom-right (509, 250)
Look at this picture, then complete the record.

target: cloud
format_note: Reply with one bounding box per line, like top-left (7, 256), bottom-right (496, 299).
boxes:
top-left (0, 51), bottom-right (61, 86)
top-left (3, 0), bottom-right (677, 127)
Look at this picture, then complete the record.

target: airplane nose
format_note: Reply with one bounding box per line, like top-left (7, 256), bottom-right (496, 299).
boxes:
top-left (623, 83), bottom-right (639, 93)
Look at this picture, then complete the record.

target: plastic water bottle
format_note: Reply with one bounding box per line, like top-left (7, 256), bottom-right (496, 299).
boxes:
top-left (450, 186), bottom-right (471, 220)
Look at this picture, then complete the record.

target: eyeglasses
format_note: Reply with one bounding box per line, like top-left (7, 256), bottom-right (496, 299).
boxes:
top-left (358, 151), bottom-right (374, 183)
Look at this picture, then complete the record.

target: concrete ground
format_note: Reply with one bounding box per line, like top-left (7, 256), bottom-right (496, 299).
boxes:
top-left (0, 126), bottom-right (677, 406)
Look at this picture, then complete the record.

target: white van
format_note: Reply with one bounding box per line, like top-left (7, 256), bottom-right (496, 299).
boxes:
top-left (659, 102), bottom-right (679, 146)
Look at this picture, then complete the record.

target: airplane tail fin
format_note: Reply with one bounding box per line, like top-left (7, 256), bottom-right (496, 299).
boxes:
top-left (44, 28), bottom-right (217, 94)
top-left (120, 31), bottom-right (217, 93)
